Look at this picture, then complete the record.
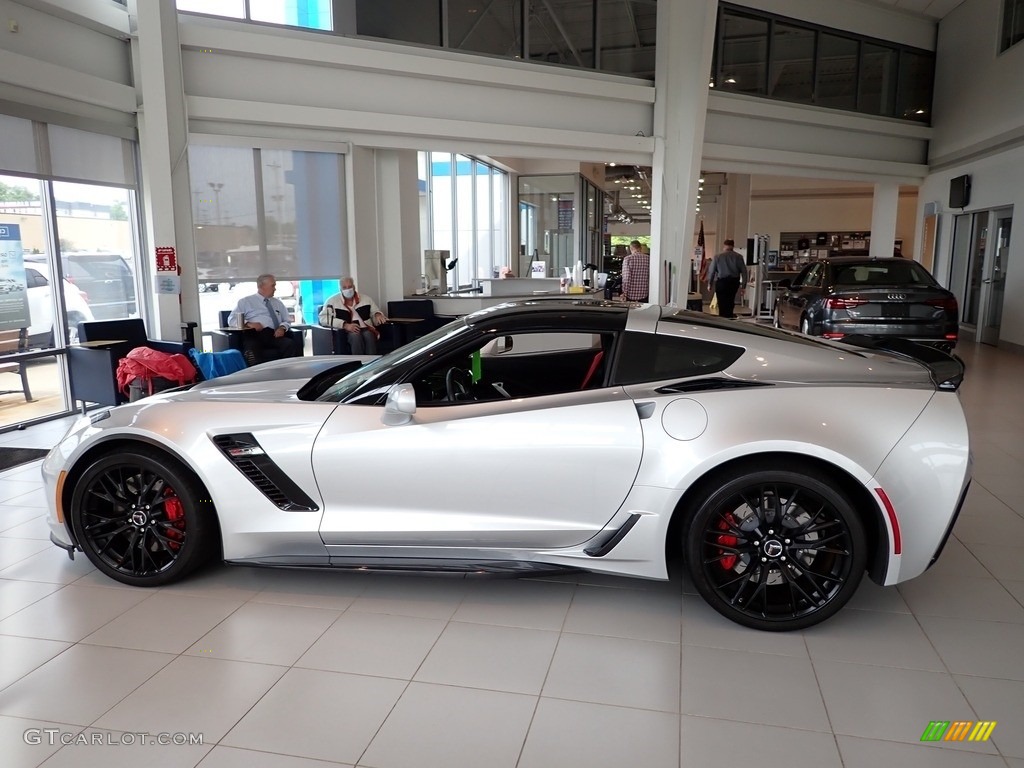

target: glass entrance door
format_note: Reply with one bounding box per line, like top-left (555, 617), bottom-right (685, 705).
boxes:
top-left (979, 210), bottom-right (1012, 346)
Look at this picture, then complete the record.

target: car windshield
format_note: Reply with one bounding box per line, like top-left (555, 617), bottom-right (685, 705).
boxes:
top-left (317, 318), bottom-right (470, 402)
top-left (833, 261), bottom-right (938, 288)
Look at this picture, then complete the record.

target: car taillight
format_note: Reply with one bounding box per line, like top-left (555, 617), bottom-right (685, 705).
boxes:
top-left (926, 297), bottom-right (959, 313)
top-left (945, 332), bottom-right (958, 340)
top-left (824, 298), bottom-right (864, 310)
top-left (822, 332), bottom-right (846, 339)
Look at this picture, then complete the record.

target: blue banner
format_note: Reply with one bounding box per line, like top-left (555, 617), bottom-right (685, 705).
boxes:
top-left (0, 223), bottom-right (31, 332)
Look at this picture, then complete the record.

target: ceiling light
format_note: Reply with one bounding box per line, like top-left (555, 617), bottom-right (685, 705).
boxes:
top-left (725, 77), bottom-right (737, 84)
top-left (699, 177), bottom-right (705, 183)
top-left (915, 109), bottom-right (926, 114)
top-left (609, 162), bottom-right (617, 166)
top-left (709, 81), bottom-right (715, 88)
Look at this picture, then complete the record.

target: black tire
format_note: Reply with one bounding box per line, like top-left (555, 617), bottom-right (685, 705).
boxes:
top-left (70, 447), bottom-right (216, 586)
top-left (684, 465), bottom-right (866, 631)
top-left (772, 304), bottom-right (782, 329)
top-left (800, 316), bottom-right (812, 336)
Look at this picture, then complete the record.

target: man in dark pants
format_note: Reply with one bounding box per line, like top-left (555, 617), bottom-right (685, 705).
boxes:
top-left (706, 239), bottom-right (748, 319)
top-left (228, 274), bottom-right (300, 364)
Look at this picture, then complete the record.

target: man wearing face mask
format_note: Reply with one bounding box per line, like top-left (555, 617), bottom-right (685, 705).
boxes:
top-left (318, 276), bottom-right (388, 354)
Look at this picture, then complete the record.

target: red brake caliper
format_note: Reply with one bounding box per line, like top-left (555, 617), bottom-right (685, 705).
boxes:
top-left (716, 514), bottom-right (738, 571)
top-left (163, 487), bottom-right (185, 551)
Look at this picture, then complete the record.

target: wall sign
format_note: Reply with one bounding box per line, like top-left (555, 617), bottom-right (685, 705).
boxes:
top-left (155, 246), bottom-right (177, 272)
top-left (0, 224), bottom-right (31, 332)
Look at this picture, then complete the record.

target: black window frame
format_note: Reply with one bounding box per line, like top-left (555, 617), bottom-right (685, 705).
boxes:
top-left (611, 330), bottom-right (744, 386)
top-left (713, 3), bottom-right (935, 123)
top-left (1002, 0), bottom-right (1024, 52)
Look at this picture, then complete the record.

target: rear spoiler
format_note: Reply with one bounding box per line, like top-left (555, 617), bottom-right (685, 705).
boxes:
top-left (838, 336), bottom-right (965, 392)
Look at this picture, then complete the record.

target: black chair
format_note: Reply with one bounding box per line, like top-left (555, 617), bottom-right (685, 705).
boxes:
top-left (0, 328), bottom-right (33, 402)
top-left (213, 310), bottom-right (304, 366)
top-left (69, 318), bottom-right (191, 410)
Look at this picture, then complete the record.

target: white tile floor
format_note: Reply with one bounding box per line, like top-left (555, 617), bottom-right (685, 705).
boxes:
top-left (0, 342), bottom-right (1022, 768)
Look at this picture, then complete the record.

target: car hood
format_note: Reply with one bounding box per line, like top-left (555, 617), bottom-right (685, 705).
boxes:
top-left (160, 355), bottom-right (378, 404)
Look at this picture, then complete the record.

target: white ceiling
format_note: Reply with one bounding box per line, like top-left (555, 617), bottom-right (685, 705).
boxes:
top-left (856, 0), bottom-right (968, 19)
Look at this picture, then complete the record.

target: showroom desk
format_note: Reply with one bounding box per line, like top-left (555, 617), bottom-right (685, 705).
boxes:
top-left (68, 339), bottom-right (129, 412)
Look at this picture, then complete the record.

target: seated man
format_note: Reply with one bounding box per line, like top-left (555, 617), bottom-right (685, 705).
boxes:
top-left (318, 276), bottom-right (387, 355)
top-left (228, 274), bottom-right (299, 364)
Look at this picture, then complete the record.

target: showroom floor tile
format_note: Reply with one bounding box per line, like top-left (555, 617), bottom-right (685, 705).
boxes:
top-left (0, 343), bottom-right (1023, 767)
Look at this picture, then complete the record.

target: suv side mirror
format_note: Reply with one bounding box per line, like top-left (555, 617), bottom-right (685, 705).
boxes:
top-left (382, 383), bottom-right (416, 426)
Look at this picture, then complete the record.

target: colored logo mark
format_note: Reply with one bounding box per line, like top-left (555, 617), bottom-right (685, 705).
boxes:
top-left (921, 721), bottom-right (997, 742)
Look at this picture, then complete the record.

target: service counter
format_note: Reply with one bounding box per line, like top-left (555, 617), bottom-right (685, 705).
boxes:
top-left (407, 287), bottom-right (603, 317)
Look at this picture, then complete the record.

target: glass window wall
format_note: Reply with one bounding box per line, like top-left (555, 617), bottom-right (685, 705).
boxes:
top-left (178, 0), bottom-right (656, 79)
top-left (177, 0), bottom-right (330, 29)
top-left (714, 4), bottom-right (934, 124)
top-left (1003, 0), bottom-right (1024, 52)
top-left (420, 152), bottom-right (510, 289)
top-left (189, 145), bottom-right (347, 337)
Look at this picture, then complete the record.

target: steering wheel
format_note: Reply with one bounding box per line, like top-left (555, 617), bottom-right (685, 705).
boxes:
top-left (445, 366), bottom-right (474, 402)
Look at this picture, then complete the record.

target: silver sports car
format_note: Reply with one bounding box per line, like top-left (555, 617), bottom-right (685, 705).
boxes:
top-left (43, 301), bottom-right (971, 631)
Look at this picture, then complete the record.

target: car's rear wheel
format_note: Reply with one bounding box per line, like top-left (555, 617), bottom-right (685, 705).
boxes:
top-left (773, 304), bottom-right (782, 329)
top-left (799, 316), bottom-right (812, 335)
top-left (684, 466), bottom-right (866, 631)
top-left (70, 448), bottom-right (215, 586)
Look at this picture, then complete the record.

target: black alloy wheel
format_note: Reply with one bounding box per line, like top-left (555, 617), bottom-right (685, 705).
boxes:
top-left (70, 448), bottom-right (214, 586)
top-left (685, 467), bottom-right (866, 631)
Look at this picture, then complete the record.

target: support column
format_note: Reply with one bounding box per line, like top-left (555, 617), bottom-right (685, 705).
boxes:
top-left (649, 0), bottom-right (718, 304)
top-left (722, 174), bottom-right (751, 248)
top-left (129, 0), bottom-right (196, 340)
top-left (347, 147), bottom-right (422, 306)
top-left (870, 182), bottom-right (900, 260)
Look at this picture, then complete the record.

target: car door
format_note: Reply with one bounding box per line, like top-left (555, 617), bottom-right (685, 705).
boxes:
top-left (313, 327), bottom-right (644, 552)
top-left (782, 263), bottom-right (823, 330)
top-left (780, 264), bottom-right (811, 328)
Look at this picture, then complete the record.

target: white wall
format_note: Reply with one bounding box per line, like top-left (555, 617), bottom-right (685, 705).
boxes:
top-left (177, 16), bottom-right (655, 163)
top-left (920, 145), bottom-right (1024, 348)
top-left (930, 0), bottom-right (1024, 164)
top-left (748, 189), bottom-right (919, 257)
top-left (0, 0), bottom-right (133, 128)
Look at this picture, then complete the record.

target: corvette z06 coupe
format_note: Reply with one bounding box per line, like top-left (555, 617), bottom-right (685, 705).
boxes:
top-left (43, 301), bottom-right (971, 630)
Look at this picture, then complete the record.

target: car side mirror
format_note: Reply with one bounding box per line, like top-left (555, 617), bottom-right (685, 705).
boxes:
top-left (382, 383), bottom-right (416, 426)
top-left (778, 278), bottom-right (792, 289)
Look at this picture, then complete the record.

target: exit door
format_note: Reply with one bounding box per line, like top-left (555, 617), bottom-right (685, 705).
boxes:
top-left (980, 212), bottom-right (1011, 346)
top-left (950, 208), bottom-right (1013, 346)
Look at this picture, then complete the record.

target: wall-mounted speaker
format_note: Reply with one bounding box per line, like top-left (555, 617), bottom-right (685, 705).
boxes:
top-left (949, 175), bottom-right (971, 209)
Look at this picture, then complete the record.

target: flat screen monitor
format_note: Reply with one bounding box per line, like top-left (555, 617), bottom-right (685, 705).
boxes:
top-left (949, 175), bottom-right (971, 209)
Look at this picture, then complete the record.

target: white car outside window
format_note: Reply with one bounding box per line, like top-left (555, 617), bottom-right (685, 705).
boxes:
top-left (24, 262), bottom-right (94, 346)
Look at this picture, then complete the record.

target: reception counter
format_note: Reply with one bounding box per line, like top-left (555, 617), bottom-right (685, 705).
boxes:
top-left (407, 288), bottom-right (603, 317)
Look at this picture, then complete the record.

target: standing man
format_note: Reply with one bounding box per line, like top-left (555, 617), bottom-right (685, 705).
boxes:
top-left (621, 240), bottom-right (650, 302)
top-left (706, 239), bottom-right (748, 319)
top-left (228, 274), bottom-right (299, 364)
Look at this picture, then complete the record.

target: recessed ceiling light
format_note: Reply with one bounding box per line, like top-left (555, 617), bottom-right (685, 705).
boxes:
top-left (725, 77), bottom-right (737, 84)
top-left (609, 162), bottom-right (617, 166)
top-left (699, 177), bottom-right (705, 183)
top-left (915, 109), bottom-right (926, 114)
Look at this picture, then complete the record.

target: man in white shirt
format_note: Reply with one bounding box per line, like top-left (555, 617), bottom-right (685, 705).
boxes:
top-left (228, 274), bottom-right (299, 363)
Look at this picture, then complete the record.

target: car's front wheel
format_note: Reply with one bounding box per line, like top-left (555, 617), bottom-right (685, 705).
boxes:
top-left (800, 316), bottom-right (813, 335)
top-left (70, 448), bottom-right (216, 586)
top-left (684, 465), bottom-right (866, 631)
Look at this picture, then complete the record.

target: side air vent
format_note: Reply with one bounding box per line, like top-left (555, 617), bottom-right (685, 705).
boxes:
top-left (656, 378), bottom-right (773, 394)
top-left (213, 433), bottom-right (319, 511)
